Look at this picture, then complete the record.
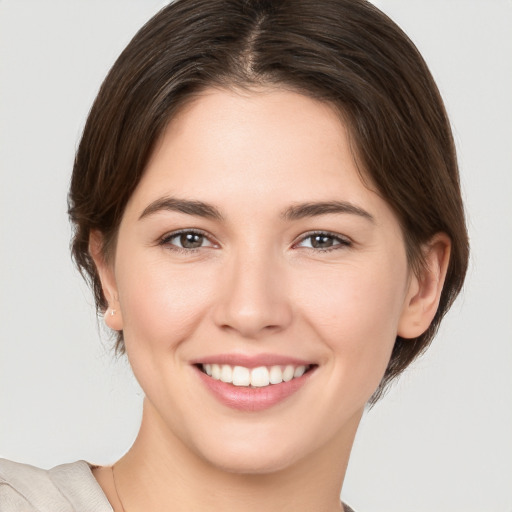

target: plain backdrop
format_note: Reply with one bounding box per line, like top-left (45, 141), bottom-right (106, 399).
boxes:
top-left (0, 1), bottom-right (511, 511)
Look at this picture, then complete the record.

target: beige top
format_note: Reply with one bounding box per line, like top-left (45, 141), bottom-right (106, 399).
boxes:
top-left (0, 458), bottom-right (356, 512)
top-left (0, 458), bottom-right (112, 512)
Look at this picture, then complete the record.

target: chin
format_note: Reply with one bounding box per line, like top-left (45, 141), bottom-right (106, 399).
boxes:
top-left (197, 442), bottom-right (304, 476)
top-left (183, 416), bottom-right (337, 477)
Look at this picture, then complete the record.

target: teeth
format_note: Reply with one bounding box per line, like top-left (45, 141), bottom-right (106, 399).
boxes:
top-left (269, 365), bottom-right (283, 384)
top-left (251, 366), bottom-right (270, 387)
top-left (283, 365), bottom-right (295, 382)
top-left (232, 366), bottom-right (250, 386)
top-left (201, 363), bottom-right (309, 388)
top-left (220, 365), bottom-right (232, 383)
top-left (211, 364), bottom-right (221, 380)
top-left (294, 366), bottom-right (306, 378)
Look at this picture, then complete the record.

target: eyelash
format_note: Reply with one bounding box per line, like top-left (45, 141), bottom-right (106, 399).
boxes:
top-left (294, 231), bottom-right (352, 252)
top-left (158, 229), bottom-right (352, 253)
top-left (158, 229), bottom-right (215, 254)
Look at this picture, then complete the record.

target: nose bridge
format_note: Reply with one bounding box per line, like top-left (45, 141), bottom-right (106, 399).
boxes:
top-left (213, 240), bottom-right (292, 338)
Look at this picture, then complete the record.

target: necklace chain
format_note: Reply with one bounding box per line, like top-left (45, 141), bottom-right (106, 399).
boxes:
top-left (111, 464), bottom-right (345, 512)
top-left (111, 465), bottom-right (127, 512)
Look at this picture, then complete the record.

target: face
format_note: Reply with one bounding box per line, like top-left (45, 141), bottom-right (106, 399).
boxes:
top-left (98, 87), bottom-right (419, 474)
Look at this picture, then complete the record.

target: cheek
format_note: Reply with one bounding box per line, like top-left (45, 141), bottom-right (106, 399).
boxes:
top-left (116, 254), bottom-right (217, 351)
top-left (298, 258), bottom-right (408, 392)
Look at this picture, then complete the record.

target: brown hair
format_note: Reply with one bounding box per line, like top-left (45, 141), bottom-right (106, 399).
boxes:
top-left (68, 0), bottom-right (469, 401)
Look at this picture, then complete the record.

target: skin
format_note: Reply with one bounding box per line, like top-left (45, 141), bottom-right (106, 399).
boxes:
top-left (90, 87), bottom-right (450, 512)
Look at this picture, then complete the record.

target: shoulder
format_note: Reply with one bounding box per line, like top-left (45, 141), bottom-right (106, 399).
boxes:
top-left (0, 458), bottom-right (112, 512)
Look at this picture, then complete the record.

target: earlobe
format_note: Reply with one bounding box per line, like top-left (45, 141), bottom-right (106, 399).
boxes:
top-left (103, 306), bottom-right (123, 331)
top-left (89, 230), bottom-right (124, 331)
top-left (398, 233), bottom-right (451, 339)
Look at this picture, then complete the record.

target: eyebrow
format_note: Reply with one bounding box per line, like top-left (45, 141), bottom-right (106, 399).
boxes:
top-left (139, 196), bottom-right (374, 223)
top-left (281, 201), bottom-right (374, 222)
top-left (139, 197), bottom-right (224, 221)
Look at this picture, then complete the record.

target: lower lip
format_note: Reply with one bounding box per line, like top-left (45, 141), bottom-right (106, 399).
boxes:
top-left (194, 367), bottom-right (314, 412)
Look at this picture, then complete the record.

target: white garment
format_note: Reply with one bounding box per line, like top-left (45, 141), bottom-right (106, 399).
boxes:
top-left (0, 458), bottom-right (112, 512)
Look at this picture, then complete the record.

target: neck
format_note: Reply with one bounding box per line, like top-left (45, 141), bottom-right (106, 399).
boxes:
top-left (112, 398), bottom-right (361, 512)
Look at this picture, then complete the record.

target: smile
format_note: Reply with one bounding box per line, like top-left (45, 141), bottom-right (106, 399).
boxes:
top-left (194, 357), bottom-right (317, 412)
top-left (200, 363), bottom-right (312, 388)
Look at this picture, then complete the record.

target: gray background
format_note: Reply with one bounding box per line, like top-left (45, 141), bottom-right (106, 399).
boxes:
top-left (0, 1), bottom-right (511, 511)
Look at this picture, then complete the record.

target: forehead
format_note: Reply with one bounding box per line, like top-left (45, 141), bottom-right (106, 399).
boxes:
top-left (126, 87), bottom-right (392, 225)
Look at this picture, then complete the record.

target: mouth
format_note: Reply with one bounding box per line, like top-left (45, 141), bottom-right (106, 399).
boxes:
top-left (192, 357), bottom-right (317, 412)
top-left (197, 363), bottom-right (315, 388)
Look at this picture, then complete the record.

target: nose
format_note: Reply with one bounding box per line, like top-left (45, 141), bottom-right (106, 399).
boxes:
top-left (212, 247), bottom-right (293, 339)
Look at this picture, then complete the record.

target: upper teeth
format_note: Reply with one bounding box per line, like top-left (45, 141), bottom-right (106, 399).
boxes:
top-left (202, 364), bottom-right (308, 387)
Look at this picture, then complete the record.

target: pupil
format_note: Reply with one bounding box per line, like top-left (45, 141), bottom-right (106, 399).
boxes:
top-left (180, 233), bottom-right (203, 248)
top-left (312, 235), bottom-right (333, 248)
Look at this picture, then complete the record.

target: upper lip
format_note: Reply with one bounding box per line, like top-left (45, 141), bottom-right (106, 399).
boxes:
top-left (190, 353), bottom-right (315, 368)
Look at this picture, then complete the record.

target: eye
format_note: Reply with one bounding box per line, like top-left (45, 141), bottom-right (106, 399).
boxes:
top-left (160, 230), bottom-right (215, 251)
top-left (296, 232), bottom-right (351, 250)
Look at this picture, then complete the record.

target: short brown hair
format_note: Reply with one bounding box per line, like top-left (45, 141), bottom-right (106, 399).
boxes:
top-left (68, 0), bottom-right (469, 401)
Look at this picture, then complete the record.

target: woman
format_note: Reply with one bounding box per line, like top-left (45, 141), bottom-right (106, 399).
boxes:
top-left (0, 0), bottom-right (469, 510)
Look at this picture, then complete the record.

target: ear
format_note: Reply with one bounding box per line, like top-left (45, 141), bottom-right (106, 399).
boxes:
top-left (89, 230), bottom-right (124, 331)
top-left (398, 233), bottom-right (451, 339)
